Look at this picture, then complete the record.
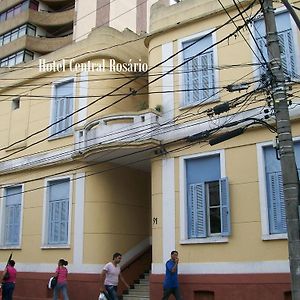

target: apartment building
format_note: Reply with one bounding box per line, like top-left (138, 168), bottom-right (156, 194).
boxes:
top-left (0, 0), bottom-right (75, 67)
top-left (0, 0), bottom-right (158, 67)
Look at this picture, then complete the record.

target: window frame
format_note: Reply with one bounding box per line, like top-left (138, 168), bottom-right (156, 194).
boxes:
top-left (179, 150), bottom-right (228, 244)
top-left (42, 176), bottom-right (72, 248)
top-left (251, 7), bottom-right (300, 82)
top-left (49, 77), bottom-right (75, 139)
top-left (257, 140), bottom-right (293, 240)
top-left (0, 184), bottom-right (24, 249)
top-left (177, 29), bottom-right (219, 108)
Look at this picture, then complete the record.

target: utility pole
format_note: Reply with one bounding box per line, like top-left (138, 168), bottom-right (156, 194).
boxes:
top-left (262, 1), bottom-right (300, 298)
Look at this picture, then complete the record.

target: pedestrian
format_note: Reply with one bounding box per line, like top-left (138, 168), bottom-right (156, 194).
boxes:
top-left (1, 259), bottom-right (17, 300)
top-left (162, 250), bottom-right (182, 300)
top-left (99, 252), bottom-right (130, 300)
top-left (53, 259), bottom-right (69, 300)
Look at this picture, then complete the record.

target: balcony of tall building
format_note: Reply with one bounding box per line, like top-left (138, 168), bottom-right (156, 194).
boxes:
top-left (0, 0), bottom-right (74, 65)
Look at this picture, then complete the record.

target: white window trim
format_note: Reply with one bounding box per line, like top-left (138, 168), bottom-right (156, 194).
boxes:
top-left (179, 149), bottom-right (227, 244)
top-left (251, 6), bottom-right (299, 83)
top-left (256, 138), bottom-right (300, 240)
top-left (177, 29), bottom-right (219, 109)
top-left (49, 76), bottom-right (75, 140)
top-left (41, 175), bottom-right (73, 248)
top-left (0, 184), bottom-right (24, 249)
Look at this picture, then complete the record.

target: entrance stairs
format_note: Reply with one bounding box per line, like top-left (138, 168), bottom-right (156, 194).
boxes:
top-left (122, 271), bottom-right (150, 300)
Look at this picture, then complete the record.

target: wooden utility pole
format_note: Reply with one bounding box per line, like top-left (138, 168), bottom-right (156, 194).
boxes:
top-left (262, 1), bottom-right (300, 298)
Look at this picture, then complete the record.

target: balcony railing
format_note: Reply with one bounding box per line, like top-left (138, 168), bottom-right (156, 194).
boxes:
top-left (74, 111), bottom-right (161, 153)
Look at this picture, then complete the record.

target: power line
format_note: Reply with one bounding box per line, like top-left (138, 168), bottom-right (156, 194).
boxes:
top-left (0, 2), bottom-right (259, 160)
top-left (0, 91), bottom-right (268, 179)
top-left (0, 104), bottom-right (271, 198)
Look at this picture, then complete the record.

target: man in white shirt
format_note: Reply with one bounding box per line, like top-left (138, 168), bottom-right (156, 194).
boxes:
top-left (100, 252), bottom-right (129, 300)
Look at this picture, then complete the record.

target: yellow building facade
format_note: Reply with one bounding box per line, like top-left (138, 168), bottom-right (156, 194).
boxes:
top-left (147, 0), bottom-right (300, 299)
top-left (0, 25), bottom-right (154, 299)
top-left (1, 0), bottom-right (300, 299)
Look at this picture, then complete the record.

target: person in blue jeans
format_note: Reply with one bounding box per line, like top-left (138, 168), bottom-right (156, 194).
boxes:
top-left (162, 250), bottom-right (182, 300)
top-left (1, 259), bottom-right (17, 300)
top-left (99, 253), bottom-right (129, 300)
top-left (53, 259), bottom-right (69, 300)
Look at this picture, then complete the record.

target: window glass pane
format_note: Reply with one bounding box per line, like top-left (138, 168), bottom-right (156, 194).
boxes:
top-left (24, 50), bottom-right (34, 62)
top-left (3, 33), bottom-right (11, 45)
top-left (208, 181), bottom-right (220, 206)
top-left (0, 59), bottom-right (8, 67)
top-left (8, 55), bottom-right (15, 66)
top-left (6, 8), bottom-right (14, 19)
top-left (11, 29), bottom-right (18, 41)
top-left (21, 1), bottom-right (30, 11)
top-left (15, 52), bottom-right (23, 64)
top-left (27, 24), bottom-right (36, 36)
top-left (29, 0), bottom-right (39, 10)
top-left (207, 181), bottom-right (221, 234)
top-left (0, 13), bottom-right (6, 22)
top-left (19, 25), bottom-right (27, 37)
top-left (14, 4), bottom-right (22, 15)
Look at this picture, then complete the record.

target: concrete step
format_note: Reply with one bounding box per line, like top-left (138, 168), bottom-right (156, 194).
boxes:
top-left (132, 286), bottom-right (150, 292)
top-left (128, 290), bottom-right (150, 296)
top-left (123, 271), bottom-right (150, 300)
top-left (123, 296), bottom-right (150, 300)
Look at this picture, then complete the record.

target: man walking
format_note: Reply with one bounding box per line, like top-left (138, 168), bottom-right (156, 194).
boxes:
top-left (162, 250), bottom-right (182, 300)
top-left (100, 252), bottom-right (129, 300)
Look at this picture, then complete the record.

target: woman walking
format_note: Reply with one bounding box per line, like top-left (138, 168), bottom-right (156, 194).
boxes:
top-left (53, 259), bottom-right (69, 300)
top-left (1, 259), bottom-right (17, 300)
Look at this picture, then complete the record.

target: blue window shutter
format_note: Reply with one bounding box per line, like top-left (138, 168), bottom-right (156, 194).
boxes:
top-left (188, 183), bottom-right (206, 238)
top-left (200, 51), bottom-right (214, 100)
top-left (219, 177), bottom-right (230, 236)
top-left (278, 29), bottom-right (296, 77)
top-left (183, 34), bottom-right (215, 105)
top-left (267, 172), bottom-right (287, 234)
top-left (48, 179), bottom-right (70, 244)
top-left (53, 80), bottom-right (73, 134)
top-left (4, 186), bottom-right (22, 246)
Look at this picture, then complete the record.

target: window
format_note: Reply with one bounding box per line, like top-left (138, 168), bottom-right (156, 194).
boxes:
top-left (0, 1), bottom-right (39, 23)
top-left (0, 24), bottom-right (36, 47)
top-left (12, 98), bottom-right (20, 110)
top-left (262, 143), bottom-right (300, 235)
top-left (185, 154), bottom-right (230, 239)
top-left (181, 32), bottom-right (216, 106)
top-left (52, 80), bottom-right (74, 136)
top-left (1, 186), bottom-right (22, 247)
top-left (254, 11), bottom-right (297, 78)
top-left (0, 50), bottom-right (34, 67)
top-left (45, 178), bottom-right (70, 246)
top-left (170, 0), bottom-right (181, 4)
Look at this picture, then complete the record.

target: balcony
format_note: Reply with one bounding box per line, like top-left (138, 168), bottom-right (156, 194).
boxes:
top-left (26, 34), bottom-right (72, 53)
top-left (29, 8), bottom-right (74, 27)
top-left (0, 34), bottom-right (72, 58)
top-left (39, 0), bottom-right (74, 10)
top-left (73, 111), bottom-right (162, 167)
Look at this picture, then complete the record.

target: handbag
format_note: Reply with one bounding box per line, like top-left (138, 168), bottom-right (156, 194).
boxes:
top-left (48, 276), bottom-right (57, 289)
